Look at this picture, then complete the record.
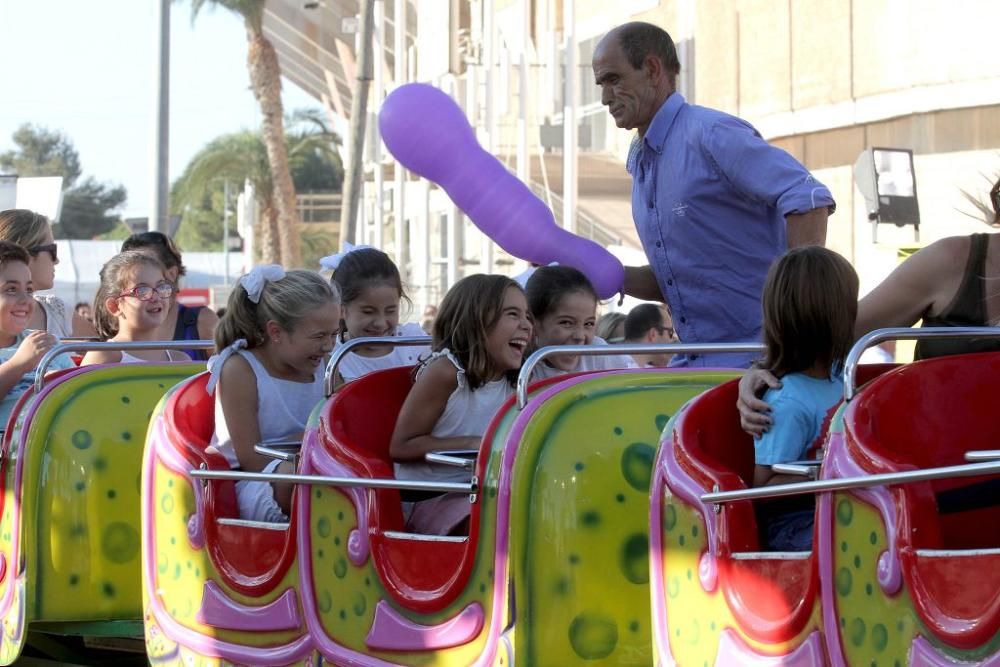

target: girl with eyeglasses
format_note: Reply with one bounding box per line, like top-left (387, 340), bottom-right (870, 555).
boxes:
top-left (120, 231), bottom-right (219, 360)
top-left (0, 209), bottom-right (97, 339)
top-left (82, 251), bottom-right (189, 365)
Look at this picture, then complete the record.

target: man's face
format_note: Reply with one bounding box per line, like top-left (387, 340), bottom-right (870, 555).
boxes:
top-left (592, 36), bottom-right (664, 134)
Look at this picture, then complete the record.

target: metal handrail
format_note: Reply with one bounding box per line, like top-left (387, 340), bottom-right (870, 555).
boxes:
top-left (701, 460), bottom-right (1000, 505)
top-left (189, 468), bottom-right (476, 495)
top-left (966, 450), bottom-right (1000, 462)
top-left (515, 342), bottom-right (764, 408)
top-left (324, 335), bottom-right (431, 397)
top-left (425, 452), bottom-right (477, 470)
top-left (34, 340), bottom-right (214, 392)
top-left (843, 326), bottom-right (1000, 400)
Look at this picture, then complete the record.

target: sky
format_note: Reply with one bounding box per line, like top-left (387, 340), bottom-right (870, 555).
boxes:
top-left (0, 0), bottom-right (318, 218)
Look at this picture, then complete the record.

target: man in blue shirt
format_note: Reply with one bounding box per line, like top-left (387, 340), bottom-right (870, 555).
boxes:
top-left (592, 22), bottom-right (836, 368)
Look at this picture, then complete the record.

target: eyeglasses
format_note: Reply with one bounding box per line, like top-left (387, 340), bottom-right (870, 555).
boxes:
top-left (28, 243), bottom-right (57, 263)
top-left (117, 282), bottom-right (174, 302)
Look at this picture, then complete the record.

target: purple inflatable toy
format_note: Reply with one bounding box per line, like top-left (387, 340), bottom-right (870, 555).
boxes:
top-left (379, 83), bottom-right (625, 299)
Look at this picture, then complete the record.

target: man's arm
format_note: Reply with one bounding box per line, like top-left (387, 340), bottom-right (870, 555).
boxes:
top-left (786, 207), bottom-right (828, 248)
top-left (623, 265), bottom-right (664, 301)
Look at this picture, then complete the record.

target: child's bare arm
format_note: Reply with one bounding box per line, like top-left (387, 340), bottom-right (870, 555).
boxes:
top-left (390, 358), bottom-right (479, 461)
top-left (216, 355), bottom-right (273, 472)
top-left (0, 331), bottom-right (56, 397)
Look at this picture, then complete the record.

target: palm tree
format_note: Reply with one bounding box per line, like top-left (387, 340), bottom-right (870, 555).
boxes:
top-left (172, 112), bottom-right (342, 264)
top-left (190, 0), bottom-right (302, 266)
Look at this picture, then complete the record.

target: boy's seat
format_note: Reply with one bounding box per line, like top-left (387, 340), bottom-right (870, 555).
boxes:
top-left (162, 372), bottom-right (295, 596)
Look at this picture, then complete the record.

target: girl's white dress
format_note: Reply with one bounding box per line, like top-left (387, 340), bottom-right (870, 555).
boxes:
top-left (334, 322), bottom-right (430, 382)
top-left (207, 340), bottom-right (324, 523)
top-left (395, 349), bottom-right (511, 534)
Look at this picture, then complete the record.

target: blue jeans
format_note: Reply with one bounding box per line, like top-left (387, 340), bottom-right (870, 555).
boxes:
top-left (765, 509), bottom-right (814, 551)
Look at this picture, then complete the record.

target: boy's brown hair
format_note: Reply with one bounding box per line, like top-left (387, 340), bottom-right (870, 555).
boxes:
top-left (0, 241), bottom-right (31, 271)
top-left (761, 246), bottom-right (859, 377)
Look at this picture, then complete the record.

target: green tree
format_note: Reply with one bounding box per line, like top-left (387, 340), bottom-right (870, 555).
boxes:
top-left (172, 110), bottom-right (342, 258)
top-left (189, 0), bottom-right (303, 266)
top-left (0, 124), bottom-right (127, 239)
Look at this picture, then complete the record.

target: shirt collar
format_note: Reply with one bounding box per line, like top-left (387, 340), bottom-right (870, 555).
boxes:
top-left (642, 92), bottom-right (685, 154)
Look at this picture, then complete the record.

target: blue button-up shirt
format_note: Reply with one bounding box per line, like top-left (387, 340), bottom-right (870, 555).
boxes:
top-left (628, 93), bottom-right (835, 368)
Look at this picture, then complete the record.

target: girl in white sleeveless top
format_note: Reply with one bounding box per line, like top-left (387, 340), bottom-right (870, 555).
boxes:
top-left (206, 266), bottom-right (341, 523)
top-left (82, 252), bottom-right (189, 365)
top-left (524, 265), bottom-right (634, 380)
top-left (321, 245), bottom-right (431, 385)
top-left (390, 275), bottom-right (532, 535)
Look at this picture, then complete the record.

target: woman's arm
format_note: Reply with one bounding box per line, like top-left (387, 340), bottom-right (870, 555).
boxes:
top-left (390, 358), bottom-right (479, 461)
top-left (855, 235), bottom-right (967, 337)
top-left (197, 307), bottom-right (220, 341)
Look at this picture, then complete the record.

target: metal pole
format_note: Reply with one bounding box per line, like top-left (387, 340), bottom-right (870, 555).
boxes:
top-left (480, 0), bottom-right (495, 274)
top-left (339, 0), bottom-right (376, 251)
top-left (373, 0), bottom-right (385, 250)
top-left (393, 0), bottom-right (407, 272)
top-left (150, 0), bottom-right (170, 233)
top-left (561, 0), bottom-right (577, 233)
top-left (223, 180), bottom-right (230, 286)
top-left (516, 0), bottom-right (530, 184)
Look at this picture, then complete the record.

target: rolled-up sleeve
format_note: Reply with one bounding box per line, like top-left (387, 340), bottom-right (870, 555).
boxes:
top-left (703, 118), bottom-right (836, 218)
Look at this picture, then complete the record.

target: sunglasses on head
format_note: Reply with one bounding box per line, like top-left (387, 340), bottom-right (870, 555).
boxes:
top-left (117, 282), bottom-right (174, 302)
top-left (28, 243), bottom-right (58, 263)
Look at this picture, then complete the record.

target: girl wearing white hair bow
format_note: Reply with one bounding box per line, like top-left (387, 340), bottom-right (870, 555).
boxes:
top-left (320, 244), bottom-right (430, 386)
top-left (206, 266), bottom-right (341, 523)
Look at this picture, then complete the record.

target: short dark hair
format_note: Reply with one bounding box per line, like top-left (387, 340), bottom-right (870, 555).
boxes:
top-left (525, 265), bottom-right (598, 321)
top-left (0, 241), bottom-right (30, 271)
top-left (615, 22), bottom-right (681, 81)
top-left (121, 231), bottom-right (186, 277)
top-left (331, 247), bottom-right (407, 306)
top-left (761, 247), bottom-right (859, 377)
top-left (624, 303), bottom-right (665, 341)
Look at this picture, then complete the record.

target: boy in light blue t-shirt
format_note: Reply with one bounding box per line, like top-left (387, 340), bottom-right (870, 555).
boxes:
top-left (752, 247), bottom-right (859, 551)
top-left (0, 242), bottom-right (74, 427)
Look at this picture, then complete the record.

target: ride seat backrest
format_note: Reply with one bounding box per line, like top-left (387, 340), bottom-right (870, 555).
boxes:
top-left (171, 372), bottom-right (215, 446)
top-left (853, 355), bottom-right (1000, 484)
top-left (327, 366), bottom-right (414, 474)
top-left (685, 380), bottom-right (757, 488)
top-left (167, 372), bottom-right (238, 519)
top-left (850, 355), bottom-right (1000, 549)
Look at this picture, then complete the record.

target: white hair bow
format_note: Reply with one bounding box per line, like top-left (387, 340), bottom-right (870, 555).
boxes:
top-left (319, 242), bottom-right (374, 272)
top-left (240, 264), bottom-right (286, 304)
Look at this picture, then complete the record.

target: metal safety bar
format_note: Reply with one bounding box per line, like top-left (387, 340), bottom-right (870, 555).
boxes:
top-left (189, 468), bottom-right (477, 495)
top-left (425, 452), bottom-right (477, 470)
top-left (254, 442), bottom-right (302, 464)
top-left (324, 335), bottom-right (431, 397)
top-left (771, 463), bottom-right (818, 478)
top-left (843, 327), bottom-right (1000, 401)
top-left (34, 340), bottom-right (215, 392)
top-left (516, 342), bottom-right (764, 408)
top-left (701, 460), bottom-right (1000, 505)
top-left (966, 450), bottom-right (1000, 462)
